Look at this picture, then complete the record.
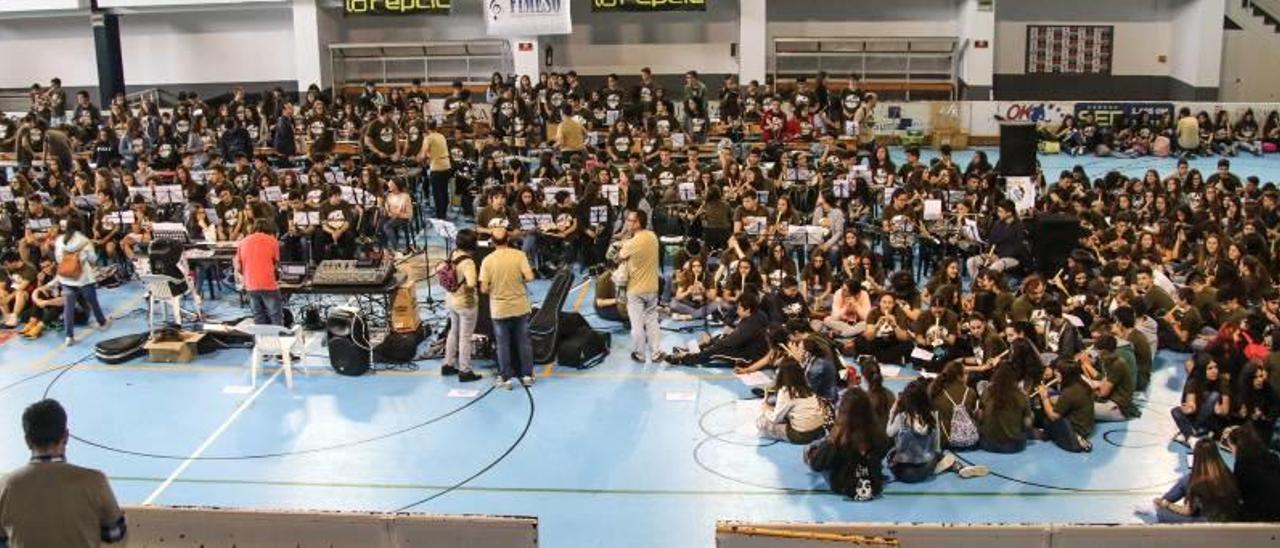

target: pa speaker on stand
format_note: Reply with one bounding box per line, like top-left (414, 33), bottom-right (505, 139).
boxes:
top-left (999, 122), bottom-right (1038, 177)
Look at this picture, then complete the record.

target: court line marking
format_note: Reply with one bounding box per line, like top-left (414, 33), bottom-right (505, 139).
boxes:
top-left (140, 368), bottom-right (283, 506)
top-left (14, 291), bottom-right (148, 374)
top-left (110, 475), bottom-right (1166, 498)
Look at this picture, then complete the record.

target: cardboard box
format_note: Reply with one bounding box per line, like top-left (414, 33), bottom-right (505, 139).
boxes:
top-left (145, 332), bottom-right (205, 364)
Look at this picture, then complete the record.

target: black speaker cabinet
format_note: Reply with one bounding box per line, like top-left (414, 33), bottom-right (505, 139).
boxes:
top-left (1000, 122), bottom-right (1038, 177)
top-left (329, 336), bottom-right (371, 377)
top-left (1033, 214), bottom-right (1082, 275)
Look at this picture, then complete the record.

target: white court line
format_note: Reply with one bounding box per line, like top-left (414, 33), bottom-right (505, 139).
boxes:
top-left (141, 368), bottom-right (283, 506)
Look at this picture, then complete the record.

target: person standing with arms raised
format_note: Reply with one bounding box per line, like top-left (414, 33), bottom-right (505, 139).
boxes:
top-left (420, 118), bottom-right (452, 220)
top-left (618, 209), bottom-right (664, 363)
top-left (480, 227), bottom-right (536, 389)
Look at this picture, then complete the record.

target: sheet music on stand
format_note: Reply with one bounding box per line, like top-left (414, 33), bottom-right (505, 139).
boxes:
top-left (962, 218), bottom-right (984, 244)
top-left (128, 186), bottom-right (155, 202)
top-left (786, 225), bottom-right (828, 246)
top-left (851, 164), bottom-right (871, 180)
top-left (882, 185), bottom-right (897, 207)
top-left (155, 185), bottom-right (185, 205)
top-left (191, 170), bottom-right (209, 185)
top-left (756, 190), bottom-right (769, 204)
top-left (519, 213), bottom-right (539, 231)
top-left (543, 186), bottom-right (574, 206)
top-left (428, 219), bottom-right (460, 249)
top-left (677, 182), bottom-right (697, 202)
top-left (744, 216), bottom-right (767, 236)
top-left (261, 185), bottom-right (284, 203)
top-left (589, 205), bottom-right (609, 225)
top-left (0, 186), bottom-right (14, 203)
top-left (670, 132), bottom-right (686, 149)
top-left (530, 177), bottom-right (547, 189)
top-left (923, 199), bottom-right (943, 221)
top-left (293, 211), bottom-right (320, 227)
top-left (832, 178), bottom-right (850, 198)
top-left (72, 194), bottom-right (100, 211)
top-left (602, 184), bottom-right (620, 207)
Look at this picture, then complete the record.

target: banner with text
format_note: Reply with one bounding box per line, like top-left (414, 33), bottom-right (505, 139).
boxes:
top-left (485, 0), bottom-right (572, 37)
top-left (592, 0), bottom-right (706, 12)
top-left (344, 0), bottom-right (451, 16)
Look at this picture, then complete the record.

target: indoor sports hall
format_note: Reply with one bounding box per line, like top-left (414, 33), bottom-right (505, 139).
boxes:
top-left (1, 1), bottom-right (1279, 547)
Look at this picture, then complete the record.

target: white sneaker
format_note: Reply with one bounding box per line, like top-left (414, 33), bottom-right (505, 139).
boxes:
top-left (958, 464), bottom-right (989, 478)
top-left (671, 313), bottom-right (692, 321)
top-left (65, 336), bottom-right (75, 346)
top-left (520, 376), bottom-right (534, 387)
top-left (934, 452), bottom-right (958, 474)
top-left (495, 377), bottom-right (513, 390)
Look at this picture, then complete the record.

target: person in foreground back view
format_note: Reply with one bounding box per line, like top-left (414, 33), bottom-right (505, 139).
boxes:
top-left (0, 399), bottom-right (126, 548)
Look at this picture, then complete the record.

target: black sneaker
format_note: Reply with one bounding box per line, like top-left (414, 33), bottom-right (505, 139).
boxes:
top-left (630, 351), bottom-right (646, 363)
top-left (441, 365), bottom-right (460, 376)
top-left (458, 370), bottom-right (482, 383)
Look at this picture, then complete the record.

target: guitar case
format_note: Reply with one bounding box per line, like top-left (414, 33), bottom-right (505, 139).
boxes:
top-left (529, 267), bottom-right (575, 365)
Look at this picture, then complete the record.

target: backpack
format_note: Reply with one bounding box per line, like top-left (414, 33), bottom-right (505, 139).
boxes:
top-left (58, 243), bottom-right (84, 279)
top-left (436, 254), bottom-right (472, 293)
top-left (942, 386), bottom-right (980, 449)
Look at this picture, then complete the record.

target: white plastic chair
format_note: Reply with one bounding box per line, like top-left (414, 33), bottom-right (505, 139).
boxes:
top-left (139, 274), bottom-right (203, 329)
top-left (239, 324), bottom-right (306, 389)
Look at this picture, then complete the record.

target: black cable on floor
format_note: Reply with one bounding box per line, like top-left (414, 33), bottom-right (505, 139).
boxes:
top-left (393, 383), bottom-right (536, 512)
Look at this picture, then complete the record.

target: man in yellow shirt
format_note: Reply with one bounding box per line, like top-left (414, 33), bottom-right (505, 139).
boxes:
top-left (1175, 107), bottom-right (1199, 159)
top-left (420, 118), bottom-right (452, 219)
top-left (479, 227), bottom-right (536, 388)
top-left (553, 99), bottom-right (587, 163)
top-left (618, 210), bottom-right (665, 363)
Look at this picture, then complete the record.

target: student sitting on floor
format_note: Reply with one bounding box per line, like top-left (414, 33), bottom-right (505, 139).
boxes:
top-left (861, 359), bottom-right (896, 435)
top-left (593, 267), bottom-right (628, 324)
top-left (885, 378), bottom-right (989, 483)
top-left (977, 363), bottom-right (1033, 453)
top-left (756, 359), bottom-right (827, 444)
top-left (804, 387), bottom-right (892, 501)
top-left (666, 291), bottom-right (770, 367)
top-left (1223, 424), bottom-right (1280, 522)
top-left (1036, 359), bottom-right (1095, 453)
top-left (1148, 438), bottom-right (1241, 523)
top-left (1171, 353), bottom-right (1231, 446)
top-left (1081, 335), bottom-right (1140, 423)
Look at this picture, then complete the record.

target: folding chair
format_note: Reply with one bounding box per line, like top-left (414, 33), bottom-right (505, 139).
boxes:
top-left (139, 274), bottom-right (203, 330)
top-left (239, 323), bottom-right (307, 390)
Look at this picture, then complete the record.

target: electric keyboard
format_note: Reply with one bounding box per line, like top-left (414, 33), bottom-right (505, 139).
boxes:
top-left (310, 260), bottom-right (395, 287)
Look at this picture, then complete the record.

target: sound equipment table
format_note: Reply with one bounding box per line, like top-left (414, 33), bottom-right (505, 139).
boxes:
top-left (281, 271), bottom-right (407, 331)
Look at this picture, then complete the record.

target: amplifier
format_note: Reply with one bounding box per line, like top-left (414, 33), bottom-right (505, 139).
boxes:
top-left (311, 259), bottom-right (394, 287)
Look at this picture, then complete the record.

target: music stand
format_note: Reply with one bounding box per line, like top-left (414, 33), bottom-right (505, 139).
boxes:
top-left (422, 219), bottom-right (459, 311)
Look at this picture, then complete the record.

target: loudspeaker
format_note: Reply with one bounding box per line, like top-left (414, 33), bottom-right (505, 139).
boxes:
top-left (999, 122), bottom-right (1037, 177)
top-left (1033, 214), bottom-right (1082, 275)
top-left (329, 336), bottom-right (371, 376)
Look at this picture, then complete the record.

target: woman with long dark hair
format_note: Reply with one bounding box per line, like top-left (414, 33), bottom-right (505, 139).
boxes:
top-left (978, 363), bottom-right (1032, 453)
top-left (1224, 425), bottom-right (1280, 521)
top-left (803, 387), bottom-right (892, 501)
top-left (886, 378), bottom-right (988, 482)
top-left (55, 216), bottom-right (110, 345)
top-left (1151, 438), bottom-right (1241, 522)
top-left (756, 359), bottom-right (826, 444)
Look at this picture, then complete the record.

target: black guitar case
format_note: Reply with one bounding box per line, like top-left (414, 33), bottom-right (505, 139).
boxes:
top-left (529, 267), bottom-right (576, 365)
top-left (94, 332), bottom-right (151, 364)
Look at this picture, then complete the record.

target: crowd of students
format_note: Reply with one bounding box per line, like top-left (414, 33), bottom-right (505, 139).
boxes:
top-left (2, 69), bottom-right (1280, 520)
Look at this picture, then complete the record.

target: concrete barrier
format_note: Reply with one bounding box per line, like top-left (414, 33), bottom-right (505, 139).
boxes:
top-left (717, 521), bottom-right (1280, 548)
top-left (121, 506), bottom-right (537, 547)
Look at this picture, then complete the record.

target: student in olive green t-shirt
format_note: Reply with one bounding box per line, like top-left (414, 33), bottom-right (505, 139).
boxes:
top-left (1038, 361), bottom-right (1095, 453)
top-left (1085, 336), bottom-right (1138, 422)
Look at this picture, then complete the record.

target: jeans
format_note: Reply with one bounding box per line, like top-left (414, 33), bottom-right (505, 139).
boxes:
top-left (248, 290), bottom-right (285, 325)
top-left (670, 299), bottom-right (721, 319)
top-left (444, 306), bottom-right (478, 373)
top-left (381, 218), bottom-right (410, 251)
top-left (1156, 473), bottom-right (1206, 523)
top-left (626, 292), bottom-right (662, 359)
top-left (1171, 392), bottom-right (1220, 437)
top-left (493, 313), bottom-right (533, 380)
top-left (62, 282), bottom-right (107, 338)
top-left (815, 317), bottom-right (866, 338)
top-left (429, 169), bottom-right (451, 220)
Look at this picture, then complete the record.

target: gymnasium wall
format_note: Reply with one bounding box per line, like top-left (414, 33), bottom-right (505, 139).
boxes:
top-left (766, 0), bottom-right (960, 39)
top-left (0, 15), bottom-right (98, 89)
top-left (118, 7), bottom-right (297, 88)
top-left (992, 0), bottom-right (1217, 101)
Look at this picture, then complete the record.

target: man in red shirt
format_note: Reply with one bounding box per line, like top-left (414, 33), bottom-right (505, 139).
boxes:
top-left (234, 219), bottom-right (283, 325)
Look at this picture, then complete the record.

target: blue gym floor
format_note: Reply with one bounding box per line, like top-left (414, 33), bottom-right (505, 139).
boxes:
top-left (0, 148), bottom-right (1271, 547)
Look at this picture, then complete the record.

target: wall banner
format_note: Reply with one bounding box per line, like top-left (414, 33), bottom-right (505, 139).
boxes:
top-left (485, 0), bottom-right (572, 37)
